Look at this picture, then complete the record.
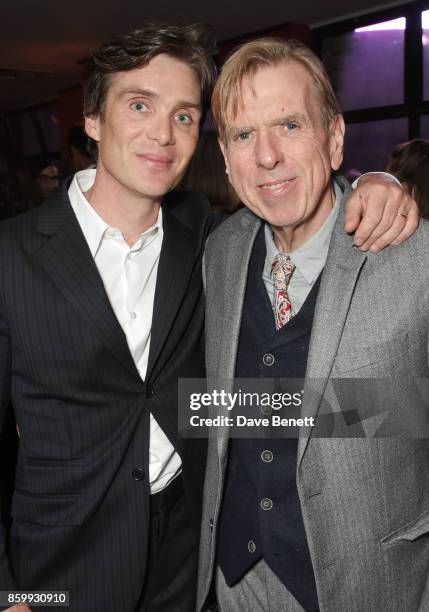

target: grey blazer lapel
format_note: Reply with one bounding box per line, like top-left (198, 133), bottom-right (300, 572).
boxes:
top-left (298, 186), bottom-right (368, 466)
top-left (209, 210), bottom-right (262, 459)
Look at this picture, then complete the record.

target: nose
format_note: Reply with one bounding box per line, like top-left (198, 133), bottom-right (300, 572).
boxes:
top-left (254, 131), bottom-right (283, 170)
top-left (147, 113), bottom-right (174, 146)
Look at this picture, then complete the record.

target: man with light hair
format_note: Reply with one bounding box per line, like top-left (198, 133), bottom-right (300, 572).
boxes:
top-left (197, 38), bottom-right (429, 612)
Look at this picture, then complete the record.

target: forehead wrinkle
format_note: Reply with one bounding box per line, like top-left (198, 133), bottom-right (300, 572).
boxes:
top-left (246, 62), bottom-right (318, 114)
top-left (236, 76), bottom-right (260, 115)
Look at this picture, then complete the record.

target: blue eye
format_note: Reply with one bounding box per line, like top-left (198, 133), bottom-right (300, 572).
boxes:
top-left (286, 123), bottom-right (298, 130)
top-left (130, 101), bottom-right (147, 112)
top-left (237, 131), bottom-right (250, 141)
top-left (175, 113), bottom-right (192, 124)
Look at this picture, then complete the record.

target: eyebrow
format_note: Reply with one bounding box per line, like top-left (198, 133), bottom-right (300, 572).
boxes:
top-left (119, 88), bottom-right (201, 110)
top-left (268, 112), bottom-right (310, 127)
top-left (226, 112), bottom-right (312, 139)
top-left (175, 100), bottom-right (202, 111)
top-left (226, 125), bottom-right (254, 139)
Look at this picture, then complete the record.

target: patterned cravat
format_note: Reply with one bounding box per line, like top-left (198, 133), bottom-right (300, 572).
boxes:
top-left (272, 254), bottom-right (295, 330)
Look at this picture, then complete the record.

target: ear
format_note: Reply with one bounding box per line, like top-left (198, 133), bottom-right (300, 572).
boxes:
top-left (219, 138), bottom-right (231, 179)
top-left (84, 115), bottom-right (101, 143)
top-left (329, 114), bottom-right (345, 171)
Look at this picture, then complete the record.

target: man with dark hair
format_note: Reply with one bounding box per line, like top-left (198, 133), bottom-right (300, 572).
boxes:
top-left (0, 23), bottom-right (217, 612)
top-left (82, 24), bottom-right (216, 119)
top-left (0, 24), bottom-right (419, 612)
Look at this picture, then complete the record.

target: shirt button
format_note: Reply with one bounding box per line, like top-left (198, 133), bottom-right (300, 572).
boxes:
top-left (262, 353), bottom-right (275, 366)
top-left (260, 497), bottom-right (273, 511)
top-left (130, 312), bottom-right (137, 319)
top-left (132, 468), bottom-right (145, 481)
top-left (248, 540), bottom-right (256, 553)
top-left (260, 404), bottom-right (272, 416)
top-left (261, 450), bottom-right (273, 463)
top-left (106, 229), bottom-right (116, 237)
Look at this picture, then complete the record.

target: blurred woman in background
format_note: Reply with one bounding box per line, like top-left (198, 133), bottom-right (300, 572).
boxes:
top-left (387, 139), bottom-right (429, 219)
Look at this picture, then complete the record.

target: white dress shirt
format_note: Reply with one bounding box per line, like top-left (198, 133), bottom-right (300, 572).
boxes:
top-left (68, 169), bottom-right (181, 493)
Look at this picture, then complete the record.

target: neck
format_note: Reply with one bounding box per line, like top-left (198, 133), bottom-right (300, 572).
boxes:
top-left (272, 182), bottom-right (336, 253)
top-left (84, 166), bottom-right (161, 247)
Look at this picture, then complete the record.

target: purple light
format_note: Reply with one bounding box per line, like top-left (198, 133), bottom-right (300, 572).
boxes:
top-left (355, 17), bottom-right (405, 32)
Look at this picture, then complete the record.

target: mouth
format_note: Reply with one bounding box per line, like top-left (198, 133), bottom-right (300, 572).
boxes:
top-left (137, 153), bottom-right (174, 169)
top-left (258, 177), bottom-right (296, 194)
top-left (257, 177), bottom-right (296, 193)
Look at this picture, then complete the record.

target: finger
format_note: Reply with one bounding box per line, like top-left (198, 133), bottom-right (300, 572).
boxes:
top-left (354, 186), bottom-right (417, 250)
top-left (369, 201), bottom-right (420, 251)
top-left (345, 182), bottom-right (418, 249)
top-left (358, 198), bottom-right (404, 250)
top-left (344, 192), bottom-right (366, 234)
top-left (394, 191), bottom-right (417, 216)
top-left (367, 215), bottom-right (407, 252)
top-left (391, 206), bottom-right (420, 245)
top-left (351, 204), bottom-right (384, 247)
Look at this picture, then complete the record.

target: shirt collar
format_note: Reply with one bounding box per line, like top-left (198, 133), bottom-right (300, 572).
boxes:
top-left (264, 179), bottom-right (342, 285)
top-left (68, 168), bottom-right (163, 257)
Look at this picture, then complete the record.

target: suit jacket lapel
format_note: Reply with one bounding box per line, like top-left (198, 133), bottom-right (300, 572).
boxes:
top-left (298, 189), bottom-right (367, 466)
top-left (34, 184), bottom-right (139, 378)
top-left (146, 197), bottom-right (203, 382)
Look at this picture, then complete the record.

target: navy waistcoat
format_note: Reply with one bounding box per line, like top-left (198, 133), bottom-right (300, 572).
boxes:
top-left (217, 226), bottom-right (321, 611)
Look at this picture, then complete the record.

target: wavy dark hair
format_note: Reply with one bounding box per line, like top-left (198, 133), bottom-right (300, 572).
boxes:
top-left (83, 23), bottom-right (217, 118)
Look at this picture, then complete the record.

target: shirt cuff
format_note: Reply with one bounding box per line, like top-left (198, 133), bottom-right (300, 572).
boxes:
top-left (351, 171), bottom-right (402, 189)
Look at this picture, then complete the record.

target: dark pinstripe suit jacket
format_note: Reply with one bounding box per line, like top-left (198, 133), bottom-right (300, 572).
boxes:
top-left (0, 180), bottom-right (212, 611)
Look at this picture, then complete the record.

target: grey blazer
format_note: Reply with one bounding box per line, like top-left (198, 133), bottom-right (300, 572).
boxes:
top-left (197, 177), bottom-right (429, 612)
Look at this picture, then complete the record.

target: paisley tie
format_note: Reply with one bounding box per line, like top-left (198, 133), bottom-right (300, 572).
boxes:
top-left (272, 254), bottom-right (295, 330)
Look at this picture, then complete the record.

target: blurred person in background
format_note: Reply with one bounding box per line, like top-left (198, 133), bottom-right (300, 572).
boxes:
top-left (67, 125), bottom-right (97, 173)
top-left (179, 129), bottom-right (240, 214)
top-left (31, 157), bottom-right (61, 203)
top-left (12, 156), bottom-right (61, 214)
top-left (387, 138), bottom-right (429, 219)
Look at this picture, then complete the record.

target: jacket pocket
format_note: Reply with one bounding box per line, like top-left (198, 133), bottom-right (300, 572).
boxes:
top-left (15, 457), bottom-right (87, 497)
top-left (11, 490), bottom-right (88, 526)
top-left (26, 457), bottom-right (86, 467)
top-left (381, 508), bottom-right (429, 545)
